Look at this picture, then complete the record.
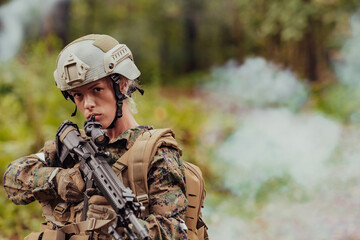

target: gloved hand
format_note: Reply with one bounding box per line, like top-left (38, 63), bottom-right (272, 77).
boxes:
top-left (55, 168), bottom-right (85, 202)
top-left (87, 195), bottom-right (116, 220)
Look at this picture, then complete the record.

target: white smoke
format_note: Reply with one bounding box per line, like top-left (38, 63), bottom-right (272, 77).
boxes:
top-left (202, 54), bottom-right (360, 239)
top-left (0, 0), bottom-right (64, 61)
top-left (335, 8), bottom-right (360, 86)
top-left (207, 184), bottom-right (360, 240)
top-left (205, 58), bottom-right (308, 111)
top-left (218, 108), bottom-right (341, 197)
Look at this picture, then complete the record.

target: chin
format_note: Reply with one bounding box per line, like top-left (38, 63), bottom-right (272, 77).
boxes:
top-left (101, 120), bottom-right (114, 129)
top-left (99, 116), bottom-right (116, 129)
top-left (99, 121), bottom-right (108, 129)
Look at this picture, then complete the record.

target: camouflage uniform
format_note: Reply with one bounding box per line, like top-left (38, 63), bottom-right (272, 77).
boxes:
top-left (3, 126), bottom-right (188, 239)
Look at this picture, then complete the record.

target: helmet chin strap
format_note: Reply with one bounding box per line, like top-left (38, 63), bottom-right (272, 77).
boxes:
top-left (107, 74), bottom-right (127, 129)
top-left (61, 91), bottom-right (78, 117)
top-left (107, 74), bottom-right (144, 129)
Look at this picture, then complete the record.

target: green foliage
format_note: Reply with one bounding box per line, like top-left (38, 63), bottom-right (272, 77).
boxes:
top-left (68, 0), bottom-right (187, 85)
top-left (65, 0), bottom-right (360, 82)
top-left (5, 0), bottom-right (358, 83)
top-left (0, 0), bottom-right (10, 5)
top-left (234, 0), bottom-right (356, 41)
top-left (0, 189), bottom-right (42, 239)
top-left (254, 174), bottom-right (306, 209)
top-left (0, 37), bottom-right (84, 238)
top-left (0, 35), bottom-right (80, 173)
top-left (315, 83), bottom-right (360, 123)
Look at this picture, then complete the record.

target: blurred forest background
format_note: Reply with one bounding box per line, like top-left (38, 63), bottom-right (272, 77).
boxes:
top-left (2, 0), bottom-right (360, 239)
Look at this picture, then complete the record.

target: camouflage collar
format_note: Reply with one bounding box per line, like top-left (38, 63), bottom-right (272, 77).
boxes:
top-left (108, 125), bottom-right (153, 149)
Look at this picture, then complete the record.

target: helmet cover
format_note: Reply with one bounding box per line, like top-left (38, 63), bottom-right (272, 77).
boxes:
top-left (54, 34), bottom-right (141, 91)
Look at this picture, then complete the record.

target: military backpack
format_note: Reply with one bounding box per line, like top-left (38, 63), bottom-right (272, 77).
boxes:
top-left (112, 128), bottom-right (208, 240)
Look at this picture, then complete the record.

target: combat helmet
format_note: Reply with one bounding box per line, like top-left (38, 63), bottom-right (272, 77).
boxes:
top-left (54, 34), bottom-right (142, 127)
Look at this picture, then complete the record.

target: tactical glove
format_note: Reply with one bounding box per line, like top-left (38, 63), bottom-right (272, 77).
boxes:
top-left (55, 168), bottom-right (85, 202)
top-left (87, 195), bottom-right (116, 220)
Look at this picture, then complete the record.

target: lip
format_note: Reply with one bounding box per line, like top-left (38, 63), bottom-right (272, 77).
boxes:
top-left (87, 113), bottom-right (101, 120)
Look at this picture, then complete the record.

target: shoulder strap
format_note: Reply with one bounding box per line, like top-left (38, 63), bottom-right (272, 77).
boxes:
top-left (127, 129), bottom-right (180, 212)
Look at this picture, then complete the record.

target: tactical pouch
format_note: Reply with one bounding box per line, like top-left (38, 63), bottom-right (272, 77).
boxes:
top-left (69, 235), bottom-right (90, 240)
top-left (53, 202), bottom-right (71, 223)
top-left (24, 229), bottom-right (66, 240)
top-left (73, 201), bottom-right (85, 223)
top-left (42, 229), bottom-right (66, 240)
top-left (24, 232), bottom-right (42, 240)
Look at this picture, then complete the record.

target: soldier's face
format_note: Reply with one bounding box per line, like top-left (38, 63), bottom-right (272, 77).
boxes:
top-left (70, 77), bottom-right (116, 129)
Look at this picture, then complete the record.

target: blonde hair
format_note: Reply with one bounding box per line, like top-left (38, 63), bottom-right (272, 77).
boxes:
top-left (121, 77), bottom-right (141, 114)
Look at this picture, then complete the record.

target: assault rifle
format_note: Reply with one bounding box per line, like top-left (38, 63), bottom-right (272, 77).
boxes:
top-left (56, 116), bottom-right (149, 240)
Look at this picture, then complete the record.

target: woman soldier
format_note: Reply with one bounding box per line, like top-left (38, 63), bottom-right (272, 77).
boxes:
top-left (3, 34), bottom-right (191, 240)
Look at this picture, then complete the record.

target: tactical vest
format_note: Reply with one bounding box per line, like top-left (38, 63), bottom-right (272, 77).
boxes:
top-left (26, 128), bottom-right (208, 240)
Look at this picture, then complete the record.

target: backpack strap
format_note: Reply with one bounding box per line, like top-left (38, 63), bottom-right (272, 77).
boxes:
top-left (126, 128), bottom-right (180, 216)
top-left (111, 152), bottom-right (128, 183)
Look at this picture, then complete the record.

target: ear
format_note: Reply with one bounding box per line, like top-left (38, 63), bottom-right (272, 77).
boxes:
top-left (119, 77), bottom-right (129, 94)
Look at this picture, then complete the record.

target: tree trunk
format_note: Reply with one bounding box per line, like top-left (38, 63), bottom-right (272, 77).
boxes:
top-left (228, 0), bottom-right (244, 62)
top-left (303, 18), bottom-right (318, 81)
top-left (41, 0), bottom-right (71, 46)
top-left (183, 0), bottom-right (202, 72)
top-left (54, 0), bottom-right (71, 45)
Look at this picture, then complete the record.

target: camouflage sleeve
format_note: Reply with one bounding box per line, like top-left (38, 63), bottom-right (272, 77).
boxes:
top-left (3, 141), bottom-right (60, 205)
top-left (141, 146), bottom-right (188, 240)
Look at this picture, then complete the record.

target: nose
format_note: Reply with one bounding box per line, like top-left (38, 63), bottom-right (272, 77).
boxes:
top-left (83, 94), bottom-right (95, 110)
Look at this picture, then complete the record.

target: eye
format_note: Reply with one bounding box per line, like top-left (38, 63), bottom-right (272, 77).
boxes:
top-left (94, 87), bottom-right (103, 93)
top-left (72, 92), bottom-right (82, 99)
